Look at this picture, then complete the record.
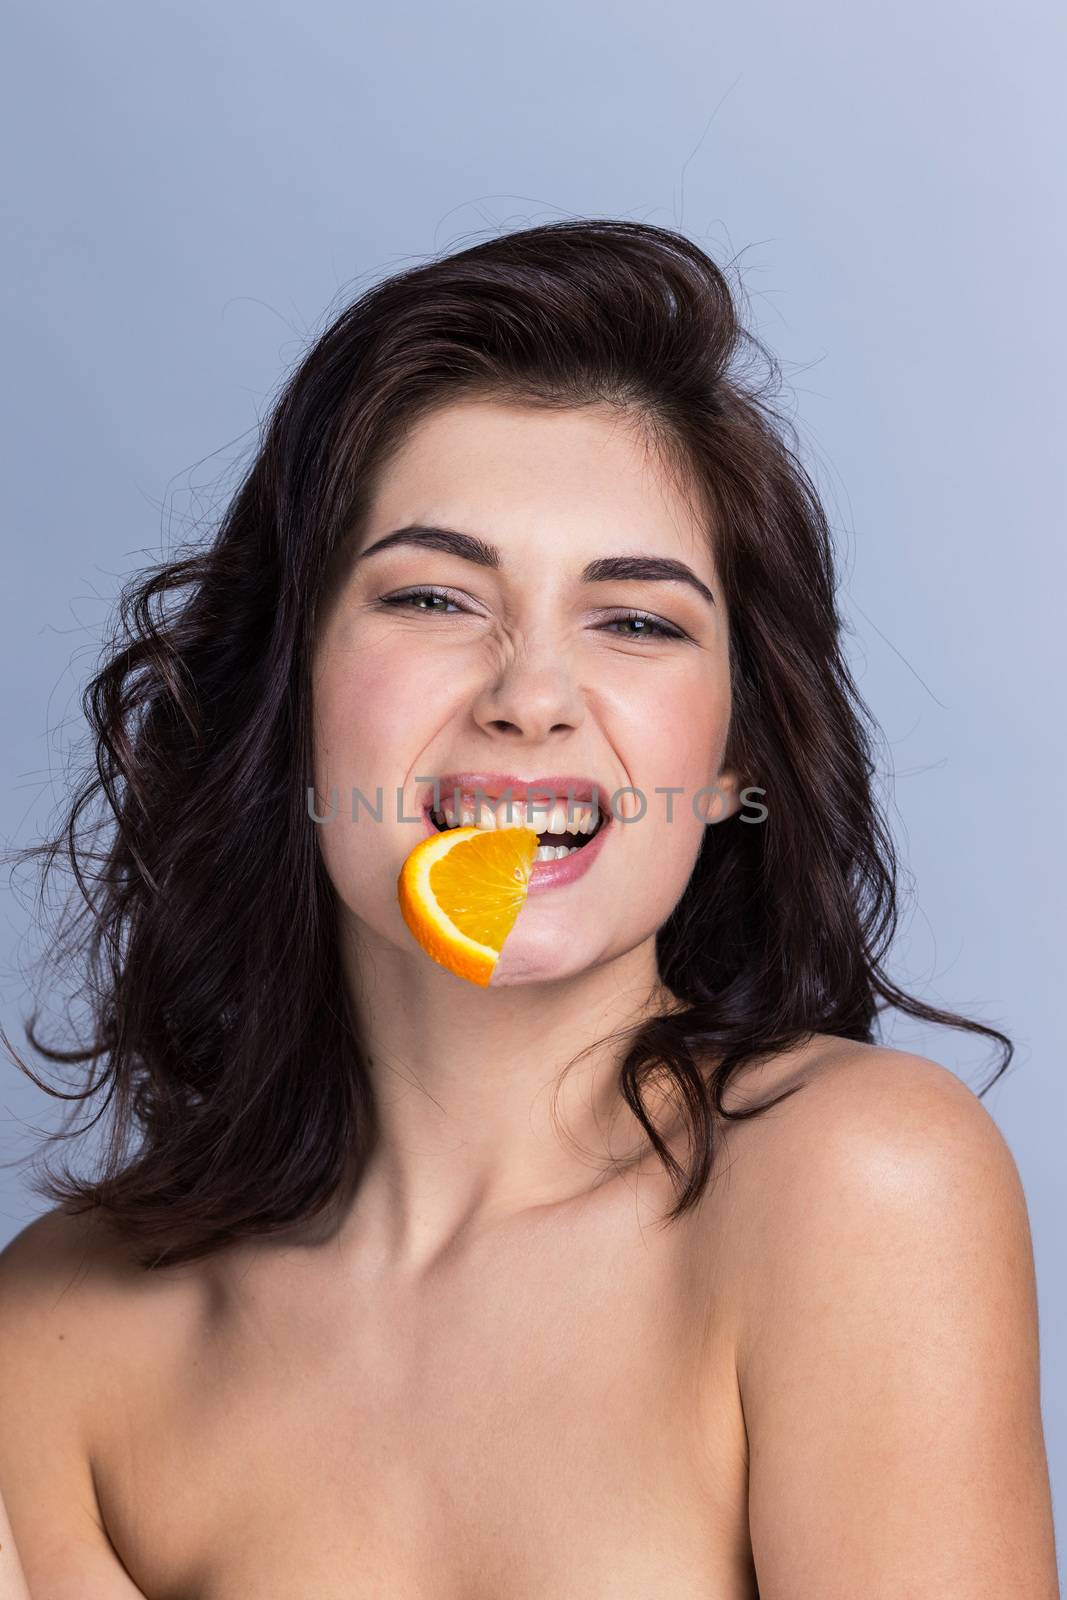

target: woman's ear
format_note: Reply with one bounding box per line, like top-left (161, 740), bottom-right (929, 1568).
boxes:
top-left (701, 767), bottom-right (743, 825)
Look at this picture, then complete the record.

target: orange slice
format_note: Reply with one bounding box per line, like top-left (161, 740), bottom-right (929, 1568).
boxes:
top-left (398, 824), bottom-right (541, 986)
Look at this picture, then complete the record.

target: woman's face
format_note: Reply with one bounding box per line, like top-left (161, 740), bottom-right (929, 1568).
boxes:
top-left (311, 396), bottom-right (738, 984)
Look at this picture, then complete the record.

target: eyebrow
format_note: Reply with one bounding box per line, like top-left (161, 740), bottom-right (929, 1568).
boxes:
top-left (355, 524), bottom-right (716, 606)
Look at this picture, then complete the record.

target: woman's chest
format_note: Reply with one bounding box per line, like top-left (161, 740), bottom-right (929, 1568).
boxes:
top-left (94, 1199), bottom-right (756, 1599)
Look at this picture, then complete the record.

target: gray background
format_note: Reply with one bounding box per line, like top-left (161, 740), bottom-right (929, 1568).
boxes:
top-left (2, 0), bottom-right (1063, 1573)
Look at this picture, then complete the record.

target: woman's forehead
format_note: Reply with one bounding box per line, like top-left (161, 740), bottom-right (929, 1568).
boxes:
top-left (357, 397), bottom-right (716, 574)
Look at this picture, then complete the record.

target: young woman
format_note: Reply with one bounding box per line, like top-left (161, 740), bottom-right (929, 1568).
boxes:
top-left (0, 220), bottom-right (1058, 1598)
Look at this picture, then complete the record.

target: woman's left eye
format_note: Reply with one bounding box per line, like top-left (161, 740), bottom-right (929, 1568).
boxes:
top-left (599, 611), bottom-right (687, 641)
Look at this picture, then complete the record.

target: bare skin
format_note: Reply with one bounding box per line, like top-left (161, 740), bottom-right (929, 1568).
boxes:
top-left (0, 1037), bottom-right (1057, 1597)
top-left (0, 398), bottom-right (1058, 1594)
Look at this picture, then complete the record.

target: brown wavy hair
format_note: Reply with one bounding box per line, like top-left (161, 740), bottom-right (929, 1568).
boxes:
top-left (4, 218), bottom-right (1012, 1269)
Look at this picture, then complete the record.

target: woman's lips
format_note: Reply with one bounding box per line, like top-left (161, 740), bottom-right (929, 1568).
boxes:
top-left (419, 803), bottom-right (613, 892)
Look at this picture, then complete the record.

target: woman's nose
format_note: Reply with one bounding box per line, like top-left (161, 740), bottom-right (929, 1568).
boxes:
top-left (469, 638), bottom-right (586, 741)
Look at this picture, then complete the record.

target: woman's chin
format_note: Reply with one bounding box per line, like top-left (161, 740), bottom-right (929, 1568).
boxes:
top-left (488, 934), bottom-right (599, 987)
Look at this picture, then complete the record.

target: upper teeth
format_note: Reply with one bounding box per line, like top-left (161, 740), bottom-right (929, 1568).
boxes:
top-left (435, 794), bottom-right (600, 833)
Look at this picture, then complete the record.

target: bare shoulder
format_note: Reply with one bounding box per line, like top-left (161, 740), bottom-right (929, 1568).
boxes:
top-left (0, 1207), bottom-right (181, 1597)
top-left (0, 1203), bottom-right (130, 1348)
top-left (707, 1035), bottom-right (1017, 1252)
top-left (714, 1038), bottom-right (1058, 1595)
top-left (0, 1200), bottom-right (175, 1360)
top-left (0, 1203), bottom-right (156, 1471)
top-left (716, 1035), bottom-right (1033, 1349)
top-left (0, 1201), bottom-right (208, 1425)
top-left (719, 1029), bottom-right (1003, 1134)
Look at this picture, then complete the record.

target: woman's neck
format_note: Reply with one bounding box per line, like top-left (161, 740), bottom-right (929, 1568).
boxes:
top-left (331, 922), bottom-right (685, 1274)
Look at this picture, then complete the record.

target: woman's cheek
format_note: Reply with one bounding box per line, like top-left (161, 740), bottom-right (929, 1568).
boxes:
top-left (316, 644), bottom-right (433, 783)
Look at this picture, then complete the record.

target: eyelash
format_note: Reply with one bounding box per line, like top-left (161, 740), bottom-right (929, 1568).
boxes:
top-left (378, 586), bottom-right (688, 641)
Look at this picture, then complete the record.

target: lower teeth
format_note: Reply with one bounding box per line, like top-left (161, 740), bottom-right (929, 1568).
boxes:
top-left (534, 843), bottom-right (579, 862)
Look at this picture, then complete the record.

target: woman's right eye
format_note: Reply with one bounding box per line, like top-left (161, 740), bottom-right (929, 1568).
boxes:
top-left (378, 586), bottom-right (467, 614)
